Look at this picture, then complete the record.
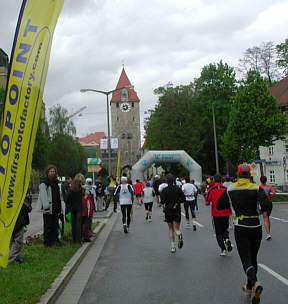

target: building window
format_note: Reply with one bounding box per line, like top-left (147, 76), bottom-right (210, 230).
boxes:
top-left (116, 103), bottom-right (119, 108)
top-left (285, 140), bottom-right (288, 153)
top-left (132, 102), bottom-right (134, 108)
top-left (268, 146), bottom-right (274, 155)
top-left (133, 117), bottom-right (135, 121)
top-left (269, 170), bottom-right (275, 183)
top-left (121, 89), bottom-right (128, 102)
top-left (117, 116), bottom-right (119, 121)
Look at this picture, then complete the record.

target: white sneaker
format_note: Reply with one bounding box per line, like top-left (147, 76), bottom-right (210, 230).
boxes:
top-left (220, 250), bottom-right (227, 256)
top-left (171, 247), bottom-right (176, 253)
top-left (266, 234), bottom-right (271, 240)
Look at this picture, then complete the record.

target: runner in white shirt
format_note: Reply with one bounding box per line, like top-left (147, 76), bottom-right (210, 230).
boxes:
top-left (142, 183), bottom-right (155, 222)
top-left (182, 178), bottom-right (198, 230)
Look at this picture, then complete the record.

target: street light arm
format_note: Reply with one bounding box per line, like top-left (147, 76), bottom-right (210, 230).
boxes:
top-left (80, 85), bottom-right (134, 96)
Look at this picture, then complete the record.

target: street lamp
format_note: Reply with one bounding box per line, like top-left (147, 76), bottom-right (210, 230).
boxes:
top-left (80, 85), bottom-right (133, 176)
top-left (211, 103), bottom-right (219, 174)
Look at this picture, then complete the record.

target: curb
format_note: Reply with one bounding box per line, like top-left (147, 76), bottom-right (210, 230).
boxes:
top-left (38, 221), bottom-right (106, 304)
top-left (93, 209), bottom-right (113, 219)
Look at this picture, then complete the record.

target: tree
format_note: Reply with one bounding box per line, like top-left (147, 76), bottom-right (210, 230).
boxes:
top-left (194, 61), bottom-right (237, 174)
top-left (0, 87), bottom-right (5, 120)
top-left (32, 120), bottom-right (50, 170)
top-left (221, 71), bottom-right (287, 167)
top-left (276, 38), bottom-right (288, 76)
top-left (48, 104), bottom-right (76, 137)
top-left (238, 42), bottom-right (280, 83)
top-left (47, 134), bottom-right (87, 177)
top-left (144, 83), bottom-right (204, 176)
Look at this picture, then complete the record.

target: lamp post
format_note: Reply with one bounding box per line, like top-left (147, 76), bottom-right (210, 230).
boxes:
top-left (212, 102), bottom-right (219, 174)
top-left (80, 85), bottom-right (133, 176)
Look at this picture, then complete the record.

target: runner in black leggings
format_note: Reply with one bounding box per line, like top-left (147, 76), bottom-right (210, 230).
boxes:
top-left (218, 164), bottom-right (269, 304)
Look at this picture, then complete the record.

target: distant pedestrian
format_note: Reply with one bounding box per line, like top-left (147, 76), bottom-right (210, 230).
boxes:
top-left (8, 188), bottom-right (32, 264)
top-left (160, 174), bottom-right (186, 253)
top-left (67, 173), bottom-right (85, 244)
top-left (114, 176), bottom-right (135, 233)
top-left (153, 175), bottom-right (162, 207)
top-left (133, 179), bottom-right (143, 208)
top-left (37, 165), bottom-right (62, 247)
top-left (182, 178), bottom-right (198, 230)
top-left (106, 176), bottom-right (118, 212)
top-left (142, 183), bottom-right (155, 222)
top-left (82, 190), bottom-right (94, 242)
top-left (259, 176), bottom-right (275, 240)
top-left (95, 178), bottom-right (105, 211)
top-left (61, 176), bottom-right (72, 221)
top-left (218, 164), bottom-right (270, 303)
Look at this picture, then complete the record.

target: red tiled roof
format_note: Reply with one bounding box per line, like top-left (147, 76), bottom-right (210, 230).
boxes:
top-left (78, 132), bottom-right (106, 145)
top-left (110, 67), bottom-right (140, 103)
top-left (270, 76), bottom-right (288, 107)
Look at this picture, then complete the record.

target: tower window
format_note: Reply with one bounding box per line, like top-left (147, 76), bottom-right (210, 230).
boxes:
top-left (117, 116), bottom-right (119, 121)
top-left (121, 89), bottom-right (128, 102)
top-left (132, 102), bottom-right (134, 107)
top-left (116, 103), bottom-right (119, 108)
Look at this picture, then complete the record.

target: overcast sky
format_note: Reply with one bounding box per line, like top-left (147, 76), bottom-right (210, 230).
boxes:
top-left (1, 0), bottom-right (288, 141)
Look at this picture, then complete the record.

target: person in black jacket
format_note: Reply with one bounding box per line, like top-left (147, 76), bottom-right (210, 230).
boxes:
top-left (8, 188), bottom-right (32, 264)
top-left (217, 164), bottom-right (270, 304)
top-left (67, 173), bottom-right (85, 244)
top-left (160, 173), bottom-right (186, 253)
top-left (37, 165), bottom-right (62, 248)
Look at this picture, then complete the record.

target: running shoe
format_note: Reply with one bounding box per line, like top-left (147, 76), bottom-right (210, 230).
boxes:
top-left (171, 247), bottom-right (176, 253)
top-left (177, 234), bottom-right (184, 249)
top-left (193, 225), bottom-right (197, 231)
top-left (145, 215), bottom-right (148, 221)
top-left (241, 284), bottom-right (252, 297)
top-left (148, 216), bottom-right (152, 222)
top-left (266, 234), bottom-right (271, 240)
top-left (123, 224), bottom-right (128, 234)
top-left (225, 239), bottom-right (233, 252)
top-left (220, 250), bottom-right (227, 256)
top-left (251, 282), bottom-right (263, 304)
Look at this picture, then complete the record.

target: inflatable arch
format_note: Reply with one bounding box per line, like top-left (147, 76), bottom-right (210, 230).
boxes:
top-left (131, 150), bottom-right (202, 184)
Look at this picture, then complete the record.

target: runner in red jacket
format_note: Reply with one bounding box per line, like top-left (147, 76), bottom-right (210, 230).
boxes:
top-left (205, 174), bottom-right (232, 256)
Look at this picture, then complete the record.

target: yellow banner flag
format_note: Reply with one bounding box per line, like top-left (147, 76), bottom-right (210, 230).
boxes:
top-left (116, 150), bottom-right (121, 180)
top-left (0, 0), bottom-right (64, 268)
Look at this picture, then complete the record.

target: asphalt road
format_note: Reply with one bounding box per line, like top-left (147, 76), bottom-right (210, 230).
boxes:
top-left (78, 195), bottom-right (288, 304)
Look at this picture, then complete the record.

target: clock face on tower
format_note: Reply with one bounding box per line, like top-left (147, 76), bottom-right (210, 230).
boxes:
top-left (120, 102), bottom-right (131, 112)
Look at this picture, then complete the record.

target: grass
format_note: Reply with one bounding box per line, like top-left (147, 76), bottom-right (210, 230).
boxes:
top-left (273, 194), bottom-right (288, 202)
top-left (0, 222), bottom-right (99, 304)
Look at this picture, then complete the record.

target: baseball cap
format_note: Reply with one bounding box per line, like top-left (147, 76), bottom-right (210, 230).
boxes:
top-left (237, 164), bottom-right (251, 176)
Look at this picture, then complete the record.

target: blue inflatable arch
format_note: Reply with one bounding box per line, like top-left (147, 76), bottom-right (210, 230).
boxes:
top-left (131, 150), bottom-right (202, 184)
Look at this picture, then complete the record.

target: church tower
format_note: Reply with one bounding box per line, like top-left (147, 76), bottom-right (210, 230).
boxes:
top-left (110, 67), bottom-right (141, 170)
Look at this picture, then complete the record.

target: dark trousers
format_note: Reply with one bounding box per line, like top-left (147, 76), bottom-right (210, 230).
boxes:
top-left (106, 190), bottom-right (117, 211)
top-left (43, 213), bottom-right (59, 247)
top-left (121, 204), bottom-right (132, 227)
top-left (184, 200), bottom-right (196, 220)
top-left (235, 226), bottom-right (262, 288)
top-left (82, 216), bottom-right (90, 240)
top-left (213, 216), bottom-right (230, 251)
top-left (71, 210), bottom-right (82, 244)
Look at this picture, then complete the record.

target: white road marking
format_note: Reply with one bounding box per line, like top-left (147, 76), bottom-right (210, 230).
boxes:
top-left (181, 212), bottom-right (204, 227)
top-left (258, 264), bottom-right (288, 286)
top-left (270, 216), bottom-right (288, 223)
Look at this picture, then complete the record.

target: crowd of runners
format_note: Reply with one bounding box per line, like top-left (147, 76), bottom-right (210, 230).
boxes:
top-left (113, 164), bottom-right (273, 304)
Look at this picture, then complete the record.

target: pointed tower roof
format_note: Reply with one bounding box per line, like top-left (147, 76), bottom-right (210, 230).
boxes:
top-left (110, 67), bottom-right (140, 103)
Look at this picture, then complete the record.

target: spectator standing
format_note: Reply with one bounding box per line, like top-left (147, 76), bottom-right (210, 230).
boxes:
top-left (67, 173), bottom-right (85, 244)
top-left (61, 176), bottom-right (72, 221)
top-left (8, 188), bottom-right (32, 264)
top-left (95, 178), bottom-right (105, 211)
top-left (82, 190), bottom-right (94, 242)
top-left (37, 165), bottom-right (62, 247)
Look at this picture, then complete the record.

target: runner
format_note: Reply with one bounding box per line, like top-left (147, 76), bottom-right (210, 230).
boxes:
top-left (133, 179), bottom-right (143, 208)
top-left (114, 176), bottom-right (135, 233)
top-left (218, 164), bottom-right (270, 304)
top-left (142, 183), bottom-right (155, 222)
top-left (153, 175), bottom-right (162, 207)
top-left (205, 174), bottom-right (233, 256)
top-left (160, 174), bottom-right (186, 253)
top-left (259, 175), bottom-right (275, 240)
top-left (182, 178), bottom-right (198, 230)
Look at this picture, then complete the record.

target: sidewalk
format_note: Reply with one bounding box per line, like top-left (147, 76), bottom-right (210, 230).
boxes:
top-left (38, 209), bottom-right (118, 304)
